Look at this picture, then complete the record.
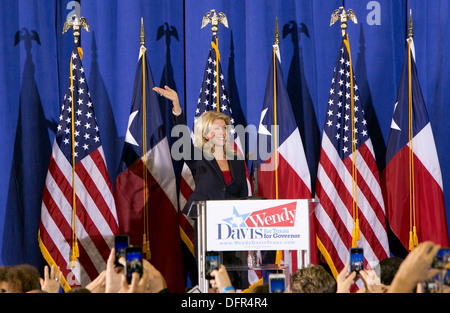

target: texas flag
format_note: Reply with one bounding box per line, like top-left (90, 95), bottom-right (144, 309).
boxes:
top-left (256, 43), bottom-right (314, 271)
top-left (257, 46), bottom-right (311, 201)
top-left (382, 38), bottom-right (449, 251)
top-left (114, 45), bottom-right (184, 292)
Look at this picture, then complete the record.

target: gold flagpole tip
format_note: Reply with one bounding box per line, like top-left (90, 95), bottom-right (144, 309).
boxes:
top-left (330, 7), bottom-right (357, 37)
top-left (274, 17), bottom-right (280, 45)
top-left (408, 9), bottom-right (414, 38)
top-left (62, 14), bottom-right (90, 44)
top-left (201, 9), bottom-right (229, 36)
top-left (140, 17), bottom-right (145, 46)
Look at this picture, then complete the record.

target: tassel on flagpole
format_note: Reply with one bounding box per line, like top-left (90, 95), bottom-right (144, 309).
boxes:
top-left (413, 226), bottom-right (418, 246)
top-left (355, 218), bottom-right (360, 241)
top-left (352, 227), bottom-right (358, 248)
top-left (408, 231), bottom-right (414, 251)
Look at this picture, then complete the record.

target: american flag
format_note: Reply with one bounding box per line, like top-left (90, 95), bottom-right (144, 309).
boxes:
top-left (314, 38), bottom-right (389, 280)
top-left (39, 47), bottom-right (119, 291)
top-left (179, 35), bottom-right (248, 211)
top-left (178, 35), bottom-right (250, 287)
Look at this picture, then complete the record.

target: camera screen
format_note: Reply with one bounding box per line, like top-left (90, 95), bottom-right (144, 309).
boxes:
top-left (432, 248), bottom-right (450, 269)
top-left (269, 277), bottom-right (285, 293)
top-left (350, 249), bottom-right (364, 272)
top-left (205, 253), bottom-right (219, 278)
top-left (126, 250), bottom-right (143, 282)
top-left (115, 239), bottom-right (128, 259)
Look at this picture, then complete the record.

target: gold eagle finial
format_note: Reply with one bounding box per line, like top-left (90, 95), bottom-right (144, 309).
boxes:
top-left (201, 9), bottom-right (228, 36)
top-left (62, 14), bottom-right (90, 44)
top-left (330, 6), bottom-right (357, 37)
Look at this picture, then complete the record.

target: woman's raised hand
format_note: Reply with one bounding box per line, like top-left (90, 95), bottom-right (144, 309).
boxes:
top-left (153, 85), bottom-right (181, 114)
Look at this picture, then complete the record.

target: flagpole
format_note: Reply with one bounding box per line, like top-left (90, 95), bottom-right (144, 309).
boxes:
top-left (273, 18), bottom-right (282, 267)
top-left (62, 14), bottom-right (90, 267)
top-left (407, 10), bottom-right (418, 250)
top-left (273, 18), bottom-right (279, 200)
top-left (201, 9), bottom-right (228, 112)
top-left (343, 35), bottom-right (360, 248)
top-left (140, 18), bottom-right (151, 260)
top-left (330, 7), bottom-right (360, 247)
top-left (69, 49), bottom-right (79, 268)
top-left (215, 37), bottom-right (220, 112)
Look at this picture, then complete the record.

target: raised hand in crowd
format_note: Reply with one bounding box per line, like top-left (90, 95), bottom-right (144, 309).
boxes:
top-left (357, 269), bottom-right (387, 293)
top-left (120, 268), bottom-right (148, 293)
top-left (388, 241), bottom-right (441, 293)
top-left (209, 265), bottom-right (235, 293)
top-left (336, 261), bottom-right (357, 293)
top-left (105, 248), bottom-right (124, 293)
top-left (85, 270), bottom-right (106, 293)
top-left (40, 264), bottom-right (62, 293)
top-left (143, 261), bottom-right (167, 293)
top-left (105, 247), bottom-right (167, 293)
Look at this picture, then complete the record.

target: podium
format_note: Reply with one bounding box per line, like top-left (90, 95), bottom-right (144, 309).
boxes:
top-left (187, 199), bottom-right (318, 292)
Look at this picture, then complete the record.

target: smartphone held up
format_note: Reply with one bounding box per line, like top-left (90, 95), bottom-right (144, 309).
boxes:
top-left (126, 246), bottom-right (143, 284)
top-left (349, 248), bottom-right (364, 274)
top-left (269, 273), bottom-right (286, 293)
top-left (205, 251), bottom-right (219, 280)
top-left (114, 234), bottom-right (129, 267)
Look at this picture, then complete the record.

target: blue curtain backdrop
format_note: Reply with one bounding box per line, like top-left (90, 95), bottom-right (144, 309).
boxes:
top-left (0, 0), bottom-right (448, 269)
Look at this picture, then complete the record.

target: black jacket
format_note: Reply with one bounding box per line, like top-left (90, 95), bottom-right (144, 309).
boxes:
top-left (173, 113), bottom-right (248, 214)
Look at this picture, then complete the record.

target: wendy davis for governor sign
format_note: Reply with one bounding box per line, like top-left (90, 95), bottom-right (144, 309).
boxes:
top-left (205, 199), bottom-right (310, 251)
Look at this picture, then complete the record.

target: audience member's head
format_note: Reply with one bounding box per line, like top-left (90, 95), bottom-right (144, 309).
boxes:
top-left (6, 264), bottom-right (41, 293)
top-left (375, 256), bottom-right (403, 286)
top-left (291, 264), bottom-right (336, 293)
top-left (0, 266), bottom-right (11, 293)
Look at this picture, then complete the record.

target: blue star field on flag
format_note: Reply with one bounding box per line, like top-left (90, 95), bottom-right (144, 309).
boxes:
top-left (195, 36), bottom-right (236, 138)
top-left (324, 41), bottom-right (369, 161)
top-left (56, 48), bottom-right (101, 165)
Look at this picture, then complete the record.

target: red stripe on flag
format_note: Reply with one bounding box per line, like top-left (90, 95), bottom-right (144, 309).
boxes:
top-left (89, 149), bottom-right (114, 194)
top-left (76, 156), bottom-right (119, 235)
top-left (342, 144), bottom-right (386, 226)
top-left (316, 137), bottom-right (389, 274)
top-left (115, 159), bottom-right (185, 292)
top-left (45, 157), bottom-right (109, 275)
top-left (179, 174), bottom-right (194, 204)
top-left (383, 145), bottom-right (450, 248)
top-left (340, 160), bottom-right (388, 257)
top-left (314, 176), bottom-right (352, 246)
top-left (38, 222), bottom-right (78, 287)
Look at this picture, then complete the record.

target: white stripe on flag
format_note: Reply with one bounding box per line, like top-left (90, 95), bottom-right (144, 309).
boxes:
top-left (146, 137), bottom-right (178, 210)
top-left (278, 127), bottom-right (311, 192)
top-left (410, 123), bottom-right (443, 189)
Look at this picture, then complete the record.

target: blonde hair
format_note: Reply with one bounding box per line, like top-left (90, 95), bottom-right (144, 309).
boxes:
top-left (193, 110), bottom-right (233, 156)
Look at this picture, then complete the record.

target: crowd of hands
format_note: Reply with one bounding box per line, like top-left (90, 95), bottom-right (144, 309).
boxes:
top-left (211, 241), bottom-right (449, 294)
top-left (9, 248), bottom-right (168, 293)
top-left (3, 240), bottom-right (448, 293)
top-left (75, 248), bottom-right (167, 293)
top-left (357, 241), bottom-right (448, 293)
top-left (336, 241), bottom-right (447, 293)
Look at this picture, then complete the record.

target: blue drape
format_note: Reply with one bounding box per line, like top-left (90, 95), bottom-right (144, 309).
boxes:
top-left (1, 0), bottom-right (448, 269)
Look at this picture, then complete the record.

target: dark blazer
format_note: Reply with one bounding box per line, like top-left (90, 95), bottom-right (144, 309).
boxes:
top-left (173, 113), bottom-right (249, 214)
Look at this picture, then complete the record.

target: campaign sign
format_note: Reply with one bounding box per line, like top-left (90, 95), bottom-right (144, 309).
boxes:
top-left (206, 199), bottom-right (310, 251)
